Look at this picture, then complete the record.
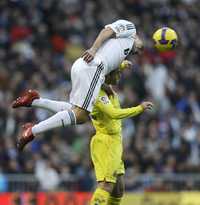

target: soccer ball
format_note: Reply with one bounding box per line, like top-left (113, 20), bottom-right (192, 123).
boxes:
top-left (152, 27), bottom-right (178, 52)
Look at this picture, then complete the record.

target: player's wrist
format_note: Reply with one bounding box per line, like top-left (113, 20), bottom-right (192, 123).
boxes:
top-left (139, 104), bottom-right (145, 111)
top-left (91, 46), bottom-right (98, 53)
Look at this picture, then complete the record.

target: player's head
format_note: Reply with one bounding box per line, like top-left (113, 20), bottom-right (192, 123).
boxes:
top-left (132, 35), bottom-right (144, 55)
top-left (105, 60), bottom-right (132, 85)
top-left (105, 62), bottom-right (130, 85)
top-left (105, 69), bottom-right (121, 85)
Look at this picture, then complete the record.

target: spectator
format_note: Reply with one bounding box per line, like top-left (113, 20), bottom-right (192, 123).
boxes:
top-left (0, 0), bottom-right (199, 191)
top-left (35, 160), bottom-right (60, 191)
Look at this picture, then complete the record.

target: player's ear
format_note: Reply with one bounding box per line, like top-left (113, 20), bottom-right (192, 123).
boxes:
top-left (135, 35), bottom-right (143, 49)
top-left (133, 36), bottom-right (144, 54)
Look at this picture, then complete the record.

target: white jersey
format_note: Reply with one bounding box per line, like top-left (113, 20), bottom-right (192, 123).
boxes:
top-left (70, 20), bottom-right (136, 112)
top-left (94, 19), bottom-right (136, 74)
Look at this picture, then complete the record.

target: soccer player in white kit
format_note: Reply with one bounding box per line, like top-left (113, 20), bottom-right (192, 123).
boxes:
top-left (12, 19), bottom-right (144, 150)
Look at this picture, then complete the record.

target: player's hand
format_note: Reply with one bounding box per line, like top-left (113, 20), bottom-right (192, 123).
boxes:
top-left (141, 101), bottom-right (154, 111)
top-left (82, 48), bottom-right (96, 63)
top-left (120, 60), bottom-right (132, 70)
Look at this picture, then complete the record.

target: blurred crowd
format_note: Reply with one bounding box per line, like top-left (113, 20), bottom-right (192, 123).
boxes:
top-left (0, 0), bottom-right (200, 192)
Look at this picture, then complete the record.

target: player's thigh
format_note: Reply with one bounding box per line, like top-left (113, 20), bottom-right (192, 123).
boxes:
top-left (90, 135), bottom-right (109, 176)
top-left (106, 137), bottom-right (124, 183)
top-left (90, 134), bottom-right (121, 183)
top-left (90, 134), bottom-right (124, 183)
top-left (70, 58), bottom-right (104, 112)
top-left (107, 137), bottom-right (123, 170)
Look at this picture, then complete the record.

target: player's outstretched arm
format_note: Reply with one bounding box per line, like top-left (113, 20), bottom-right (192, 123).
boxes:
top-left (82, 27), bottom-right (115, 63)
top-left (95, 97), bottom-right (154, 119)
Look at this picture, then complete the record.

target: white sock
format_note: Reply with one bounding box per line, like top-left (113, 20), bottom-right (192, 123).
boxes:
top-left (32, 98), bottom-right (72, 113)
top-left (32, 110), bottom-right (76, 135)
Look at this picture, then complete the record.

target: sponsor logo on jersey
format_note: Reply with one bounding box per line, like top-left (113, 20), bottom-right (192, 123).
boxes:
top-left (115, 24), bottom-right (126, 33)
top-left (100, 96), bottom-right (109, 104)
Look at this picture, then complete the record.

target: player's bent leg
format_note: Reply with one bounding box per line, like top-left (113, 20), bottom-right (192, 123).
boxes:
top-left (32, 106), bottom-right (89, 135)
top-left (12, 89), bottom-right (72, 113)
top-left (108, 175), bottom-right (124, 205)
top-left (72, 106), bottom-right (90, 123)
top-left (90, 181), bottom-right (114, 205)
top-left (32, 107), bottom-right (89, 135)
top-left (17, 106), bottom-right (90, 151)
top-left (98, 181), bottom-right (114, 193)
top-left (31, 106), bottom-right (89, 136)
top-left (32, 98), bottom-right (72, 113)
top-left (31, 109), bottom-right (77, 134)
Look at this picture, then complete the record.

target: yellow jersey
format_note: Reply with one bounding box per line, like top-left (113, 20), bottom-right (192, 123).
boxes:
top-left (91, 89), bottom-right (144, 136)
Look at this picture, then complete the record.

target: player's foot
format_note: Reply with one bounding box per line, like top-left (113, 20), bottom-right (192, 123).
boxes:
top-left (17, 123), bottom-right (35, 151)
top-left (12, 90), bottom-right (40, 108)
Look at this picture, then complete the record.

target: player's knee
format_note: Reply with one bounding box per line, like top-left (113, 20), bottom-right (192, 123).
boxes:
top-left (112, 175), bottom-right (124, 197)
top-left (98, 181), bottom-right (114, 194)
top-left (112, 185), bottom-right (124, 198)
top-left (72, 106), bottom-right (90, 124)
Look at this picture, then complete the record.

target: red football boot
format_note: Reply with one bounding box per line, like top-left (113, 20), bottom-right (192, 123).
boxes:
top-left (12, 90), bottom-right (40, 108)
top-left (17, 123), bottom-right (35, 151)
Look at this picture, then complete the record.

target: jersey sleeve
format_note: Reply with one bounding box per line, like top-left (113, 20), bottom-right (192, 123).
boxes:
top-left (95, 93), bottom-right (144, 119)
top-left (105, 19), bottom-right (136, 38)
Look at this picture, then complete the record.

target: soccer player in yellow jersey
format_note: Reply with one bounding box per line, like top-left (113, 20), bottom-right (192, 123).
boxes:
top-left (11, 58), bottom-right (152, 204)
top-left (89, 60), bottom-right (154, 205)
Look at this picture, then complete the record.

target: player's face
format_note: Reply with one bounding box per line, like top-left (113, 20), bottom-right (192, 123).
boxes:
top-left (132, 35), bottom-right (144, 55)
top-left (106, 70), bottom-right (121, 85)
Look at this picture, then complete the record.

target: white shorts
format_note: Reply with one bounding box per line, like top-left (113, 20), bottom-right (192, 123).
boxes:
top-left (70, 58), bottom-right (105, 112)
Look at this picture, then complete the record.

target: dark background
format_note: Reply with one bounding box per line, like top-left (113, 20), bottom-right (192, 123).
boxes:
top-left (0, 0), bottom-right (200, 192)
